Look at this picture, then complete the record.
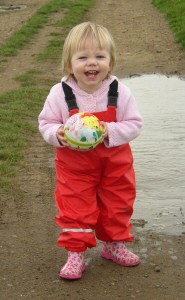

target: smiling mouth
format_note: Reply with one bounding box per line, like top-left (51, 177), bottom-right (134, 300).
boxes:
top-left (85, 71), bottom-right (99, 77)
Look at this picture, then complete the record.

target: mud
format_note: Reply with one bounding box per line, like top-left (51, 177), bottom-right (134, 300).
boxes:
top-left (0, 1), bottom-right (185, 300)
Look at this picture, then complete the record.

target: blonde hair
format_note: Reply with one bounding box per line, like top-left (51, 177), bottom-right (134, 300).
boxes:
top-left (61, 22), bottom-right (116, 76)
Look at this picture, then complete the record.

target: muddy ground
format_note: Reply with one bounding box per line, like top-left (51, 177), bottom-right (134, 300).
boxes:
top-left (0, 1), bottom-right (185, 299)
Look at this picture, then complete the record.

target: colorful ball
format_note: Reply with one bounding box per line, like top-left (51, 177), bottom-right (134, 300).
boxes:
top-left (64, 112), bottom-right (103, 150)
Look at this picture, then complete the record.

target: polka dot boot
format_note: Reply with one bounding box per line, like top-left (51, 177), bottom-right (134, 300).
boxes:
top-left (59, 251), bottom-right (86, 280)
top-left (101, 241), bottom-right (140, 267)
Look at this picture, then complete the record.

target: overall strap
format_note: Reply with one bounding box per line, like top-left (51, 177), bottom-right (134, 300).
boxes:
top-left (108, 79), bottom-right (118, 107)
top-left (62, 79), bottom-right (118, 114)
top-left (62, 81), bottom-right (79, 113)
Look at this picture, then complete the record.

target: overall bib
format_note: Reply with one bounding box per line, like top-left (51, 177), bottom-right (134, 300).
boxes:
top-left (55, 80), bottom-right (136, 252)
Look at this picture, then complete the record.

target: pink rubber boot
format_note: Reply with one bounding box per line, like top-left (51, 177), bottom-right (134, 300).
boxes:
top-left (101, 241), bottom-right (140, 267)
top-left (59, 251), bottom-right (86, 279)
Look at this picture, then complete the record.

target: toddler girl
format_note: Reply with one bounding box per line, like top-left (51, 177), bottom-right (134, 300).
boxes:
top-left (38, 22), bottom-right (143, 280)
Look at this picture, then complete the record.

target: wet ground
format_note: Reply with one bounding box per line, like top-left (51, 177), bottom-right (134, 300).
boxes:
top-left (0, 5), bottom-right (27, 12)
top-left (1, 1), bottom-right (185, 299)
top-left (123, 75), bottom-right (185, 236)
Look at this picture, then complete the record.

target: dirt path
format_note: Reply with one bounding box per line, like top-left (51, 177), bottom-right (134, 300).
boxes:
top-left (88, 0), bottom-right (185, 77)
top-left (0, 1), bottom-right (185, 300)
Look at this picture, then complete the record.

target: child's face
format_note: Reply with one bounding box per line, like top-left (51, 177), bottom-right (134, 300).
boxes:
top-left (70, 37), bottom-right (111, 93)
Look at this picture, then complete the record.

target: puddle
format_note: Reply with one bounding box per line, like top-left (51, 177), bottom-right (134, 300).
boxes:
top-left (121, 74), bottom-right (185, 235)
top-left (0, 5), bottom-right (27, 12)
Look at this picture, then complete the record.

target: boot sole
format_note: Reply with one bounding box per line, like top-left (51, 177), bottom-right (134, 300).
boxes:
top-left (59, 263), bottom-right (86, 280)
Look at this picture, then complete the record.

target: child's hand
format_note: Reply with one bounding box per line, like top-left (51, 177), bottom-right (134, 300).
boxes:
top-left (57, 125), bottom-right (70, 147)
top-left (100, 121), bottom-right (108, 140)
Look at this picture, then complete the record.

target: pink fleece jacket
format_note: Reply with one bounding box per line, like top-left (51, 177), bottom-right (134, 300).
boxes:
top-left (38, 75), bottom-right (143, 148)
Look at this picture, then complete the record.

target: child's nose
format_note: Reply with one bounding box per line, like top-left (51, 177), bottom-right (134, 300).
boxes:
top-left (87, 57), bottom-right (97, 65)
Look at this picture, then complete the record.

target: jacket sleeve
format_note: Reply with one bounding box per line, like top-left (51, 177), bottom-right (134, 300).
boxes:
top-left (38, 84), bottom-right (67, 147)
top-left (105, 82), bottom-right (143, 147)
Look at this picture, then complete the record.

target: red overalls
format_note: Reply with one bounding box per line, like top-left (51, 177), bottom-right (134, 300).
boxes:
top-left (55, 81), bottom-right (136, 252)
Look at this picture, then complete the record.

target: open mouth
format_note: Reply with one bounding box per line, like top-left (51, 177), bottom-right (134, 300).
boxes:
top-left (85, 71), bottom-right (99, 77)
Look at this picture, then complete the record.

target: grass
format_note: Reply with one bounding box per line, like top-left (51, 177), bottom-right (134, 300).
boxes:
top-left (37, 0), bottom-right (94, 61)
top-left (152, 0), bottom-right (185, 50)
top-left (0, 0), bottom-right (94, 58)
top-left (0, 0), bottom-right (95, 193)
top-left (15, 69), bottom-right (56, 87)
top-left (15, 69), bottom-right (42, 87)
top-left (0, 88), bottom-right (48, 190)
top-left (0, 0), bottom-right (68, 57)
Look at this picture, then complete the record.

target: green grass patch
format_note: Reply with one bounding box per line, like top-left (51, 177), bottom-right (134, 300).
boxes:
top-left (37, 38), bottom-right (65, 61)
top-left (15, 69), bottom-right (57, 88)
top-left (152, 0), bottom-right (185, 50)
top-left (0, 0), bottom-right (73, 57)
top-left (0, 88), bottom-right (48, 193)
top-left (15, 69), bottom-right (42, 87)
top-left (37, 0), bottom-right (94, 61)
top-left (0, 0), bottom-right (94, 59)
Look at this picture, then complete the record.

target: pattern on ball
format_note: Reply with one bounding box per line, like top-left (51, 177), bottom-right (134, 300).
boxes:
top-left (64, 112), bottom-right (103, 150)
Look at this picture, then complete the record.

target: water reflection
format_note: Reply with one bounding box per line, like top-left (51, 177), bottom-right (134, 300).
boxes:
top-left (121, 75), bottom-right (185, 235)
